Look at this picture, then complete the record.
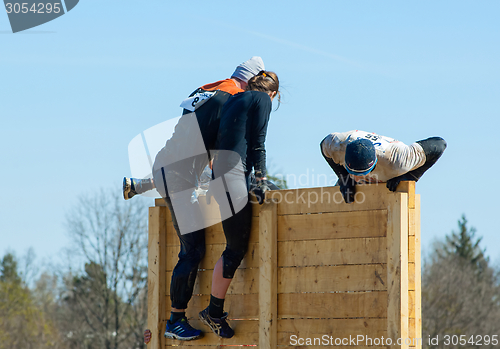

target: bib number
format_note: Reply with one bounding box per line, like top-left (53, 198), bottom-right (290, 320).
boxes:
top-left (180, 90), bottom-right (216, 112)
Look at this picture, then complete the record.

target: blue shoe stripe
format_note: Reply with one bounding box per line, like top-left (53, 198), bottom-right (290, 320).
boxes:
top-left (165, 319), bottom-right (201, 340)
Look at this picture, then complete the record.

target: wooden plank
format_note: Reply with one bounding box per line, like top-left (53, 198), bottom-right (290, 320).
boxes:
top-left (252, 196), bottom-right (262, 217)
top-left (278, 264), bottom-right (387, 293)
top-left (278, 238), bottom-right (386, 267)
top-left (409, 291), bottom-right (415, 319)
top-left (278, 292), bottom-right (387, 319)
top-left (162, 209), bottom-right (172, 349)
top-left (165, 319), bottom-right (259, 346)
top-left (407, 319), bottom-right (424, 346)
top-left (166, 242), bottom-right (259, 271)
top-left (396, 181), bottom-right (415, 209)
top-left (408, 201), bottom-right (417, 349)
top-left (184, 294), bottom-right (259, 320)
top-left (386, 192), bottom-right (409, 349)
top-left (147, 206), bottom-right (168, 349)
top-left (414, 195), bottom-right (422, 348)
top-left (409, 207), bottom-right (417, 237)
top-left (269, 185), bottom-right (391, 215)
top-left (278, 210), bottom-right (387, 241)
top-left (408, 236), bottom-right (415, 263)
top-left (409, 262), bottom-right (415, 291)
top-left (166, 268), bottom-right (259, 296)
top-left (409, 318), bottom-right (415, 343)
top-left (278, 319), bottom-right (387, 342)
top-left (259, 200), bottom-right (278, 349)
top-left (155, 198), bottom-right (166, 207)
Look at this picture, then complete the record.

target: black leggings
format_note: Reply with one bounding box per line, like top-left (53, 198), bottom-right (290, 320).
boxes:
top-left (163, 194), bottom-right (206, 310)
top-left (151, 165), bottom-right (206, 310)
top-left (160, 172), bottom-right (253, 308)
top-left (221, 194), bottom-right (253, 279)
top-left (406, 137), bottom-right (447, 181)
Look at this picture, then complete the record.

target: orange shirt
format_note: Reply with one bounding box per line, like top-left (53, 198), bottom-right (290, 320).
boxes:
top-left (200, 79), bottom-right (243, 95)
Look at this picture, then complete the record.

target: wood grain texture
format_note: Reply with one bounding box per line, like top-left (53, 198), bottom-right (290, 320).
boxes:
top-left (278, 210), bottom-right (387, 241)
top-left (386, 193), bottom-right (409, 349)
top-left (259, 200), bottom-right (278, 349)
top-left (278, 237), bottom-right (386, 267)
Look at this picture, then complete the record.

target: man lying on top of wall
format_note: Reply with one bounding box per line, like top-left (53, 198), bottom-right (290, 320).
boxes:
top-left (320, 130), bottom-right (446, 204)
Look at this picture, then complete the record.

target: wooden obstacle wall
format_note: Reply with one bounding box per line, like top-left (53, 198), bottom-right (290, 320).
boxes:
top-left (147, 182), bottom-right (421, 348)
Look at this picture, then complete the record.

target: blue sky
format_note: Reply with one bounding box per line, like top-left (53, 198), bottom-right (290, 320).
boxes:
top-left (1, 0), bottom-right (499, 266)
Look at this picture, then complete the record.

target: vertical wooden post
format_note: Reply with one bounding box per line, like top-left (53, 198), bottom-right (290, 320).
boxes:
top-left (147, 205), bottom-right (168, 349)
top-left (387, 192), bottom-right (409, 349)
top-left (414, 195), bottom-right (422, 348)
top-left (398, 181), bottom-right (422, 348)
top-left (259, 200), bottom-right (278, 349)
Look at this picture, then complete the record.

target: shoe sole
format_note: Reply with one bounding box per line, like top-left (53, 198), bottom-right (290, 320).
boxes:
top-left (123, 177), bottom-right (131, 200)
top-left (198, 313), bottom-right (217, 336)
top-left (198, 312), bottom-right (233, 339)
top-left (164, 331), bottom-right (202, 341)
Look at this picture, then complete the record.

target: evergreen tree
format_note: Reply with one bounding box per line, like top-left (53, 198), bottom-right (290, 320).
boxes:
top-left (267, 173), bottom-right (288, 189)
top-left (423, 215), bottom-right (500, 348)
top-left (442, 214), bottom-right (488, 273)
top-left (0, 253), bottom-right (22, 285)
top-left (0, 253), bottom-right (59, 349)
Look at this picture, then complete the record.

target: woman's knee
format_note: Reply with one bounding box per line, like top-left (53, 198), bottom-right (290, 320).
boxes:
top-left (221, 246), bottom-right (248, 279)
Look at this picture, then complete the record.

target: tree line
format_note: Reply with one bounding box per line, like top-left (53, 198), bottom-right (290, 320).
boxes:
top-left (0, 189), bottom-right (148, 349)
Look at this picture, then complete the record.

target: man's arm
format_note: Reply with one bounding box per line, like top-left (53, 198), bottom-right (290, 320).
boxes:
top-left (320, 137), bottom-right (355, 203)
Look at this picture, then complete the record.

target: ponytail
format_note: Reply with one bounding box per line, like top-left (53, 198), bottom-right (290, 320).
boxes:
top-left (246, 70), bottom-right (281, 109)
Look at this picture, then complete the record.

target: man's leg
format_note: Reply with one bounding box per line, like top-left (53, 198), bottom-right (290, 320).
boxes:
top-left (165, 195), bottom-right (206, 311)
top-left (153, 169), bottom-right (205, 340)
top-left (406, 137), bottom-right (447, 181)
top-left (123, 177), bottom-right (155, 200)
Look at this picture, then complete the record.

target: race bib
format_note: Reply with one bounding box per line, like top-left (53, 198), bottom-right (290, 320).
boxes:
top-left (349, 130), bottom-right (397, 150)
top-left (180, 90), bottom-right (217, 112)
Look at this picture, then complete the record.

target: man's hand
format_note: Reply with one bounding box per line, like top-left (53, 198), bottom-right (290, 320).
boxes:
top-left (338, 174), bottom-right (355, 204)
top-left (340, 183), bottom-right (355, 204)
top-left (144, 329), bottom-right (152, 345)
top-left (386, 176), bottom-right (402, 192)
top-left (386, 174), bottom-right (417, 192)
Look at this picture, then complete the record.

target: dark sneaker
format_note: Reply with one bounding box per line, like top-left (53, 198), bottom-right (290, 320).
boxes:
top-left (123, 177), bottom-right (137, 200)
top-left (164, 317), bottom-right (203, 341)
top-left (198, 307), bottom-right (234, 339)
top-left (123, 177), bottom-right (154, 200)
top-left (123, 177), bottom-right (155, 200)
